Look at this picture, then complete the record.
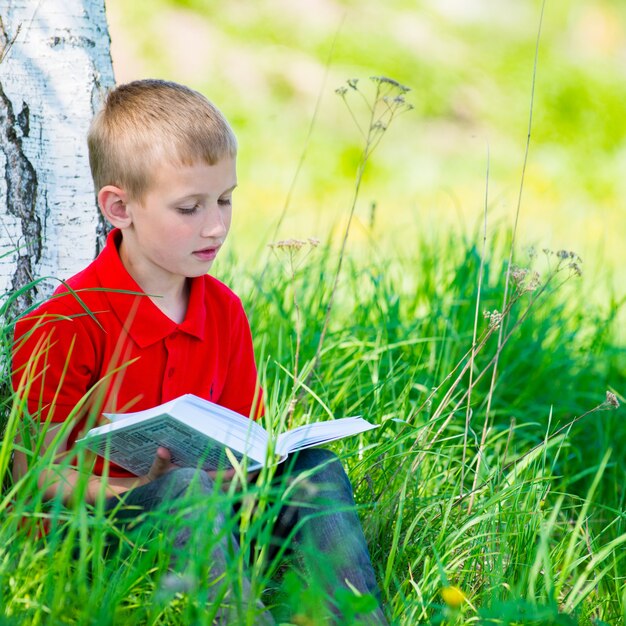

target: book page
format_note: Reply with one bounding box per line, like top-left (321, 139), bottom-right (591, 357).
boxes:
top-left (83, 414), bottom-right (248, 475)
top-left (275, 417), bottom-right (378, 457)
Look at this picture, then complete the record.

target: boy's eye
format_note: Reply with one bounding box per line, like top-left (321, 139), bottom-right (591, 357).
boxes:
top-left (218, 197), bottom-right (232, 207)
top-left (177, 205), bottom-right (199, 215)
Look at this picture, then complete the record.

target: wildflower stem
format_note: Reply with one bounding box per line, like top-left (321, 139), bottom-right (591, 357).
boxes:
top-left (301, 77), bottom-right (412, 399)
top-left (469, 0), bottom-right (546, 514)
top-left (461, 143), bottom-right (490, 491)
top-left (289, 252), bottom-right (302, 427)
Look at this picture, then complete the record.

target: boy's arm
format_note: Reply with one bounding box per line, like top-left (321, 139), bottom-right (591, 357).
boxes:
top-left (12, 426), bottom-right (176, 505)
top-left (10, 304), bottom-right (154, 504)
top-left (218, 298), bottom-right (263, 419)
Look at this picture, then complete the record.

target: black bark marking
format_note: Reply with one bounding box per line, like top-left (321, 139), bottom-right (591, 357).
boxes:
top-left (0, 80), bottom-right (41, 309)
top-left (48, 33), bottom-right (95, 49)
top-left (17, 102), bottom-right (29, 137)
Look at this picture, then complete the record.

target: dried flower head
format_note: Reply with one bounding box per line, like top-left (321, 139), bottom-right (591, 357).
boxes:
top-left (511, 265), bottom-right (528, 292)
top-left (268, 237), bottom-right (320, 272)
top-left (556, 249), bottom-right (579, 260)
top-left (383, 94), bottom-right (408, 106)
top-left (483, 309), bottom-right (503, 329)
top-left (527, 271), bottom-right (541, 291)
top-left (569, 262), bottom-right (583, 277)
top-left (511, 265), bottom-right (541, 294)
top-left (268, 237), bottom-right (319, 251)
top-left (511, 265), bottom-right (529, 285)
top-left (370, 75), bottom-right (410, 93)
top-left (268, 238), bottom-right (308, 251)
top-left (605, 391), bottom-right (620, 409)
top-left (335, 75), bottom-right (414, 135)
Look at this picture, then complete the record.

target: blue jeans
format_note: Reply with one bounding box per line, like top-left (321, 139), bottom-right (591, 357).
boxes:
top-left (104, 448), bottom-right (388, 625)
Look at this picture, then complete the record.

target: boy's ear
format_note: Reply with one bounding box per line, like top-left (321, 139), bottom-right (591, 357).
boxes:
top-left (98, 185), bottom-right (132, 228)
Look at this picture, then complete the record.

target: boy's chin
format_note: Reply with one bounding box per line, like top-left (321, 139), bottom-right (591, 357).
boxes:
top-left (186, 263), bottom-right (216, 277)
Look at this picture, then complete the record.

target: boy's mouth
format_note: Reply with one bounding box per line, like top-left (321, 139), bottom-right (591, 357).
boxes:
top-left (193, 245), bottom-right (221, 261)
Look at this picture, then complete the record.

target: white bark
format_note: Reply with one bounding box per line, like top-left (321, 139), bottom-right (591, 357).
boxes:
top-left (0, 0), bottom-right (114, 310)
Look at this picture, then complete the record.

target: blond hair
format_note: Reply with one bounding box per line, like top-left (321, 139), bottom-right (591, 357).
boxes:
top-left (88, 79), bottom-right (237, 201)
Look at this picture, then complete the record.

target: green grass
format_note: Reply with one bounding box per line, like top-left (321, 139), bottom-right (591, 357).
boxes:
top-left (1, 226), bottom-right (624, 624)
top-left (3, 5), bottom-right (626, 622)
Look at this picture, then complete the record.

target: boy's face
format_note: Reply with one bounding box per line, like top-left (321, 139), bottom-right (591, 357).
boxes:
top-left (120, 157), bottom-right (236, 286)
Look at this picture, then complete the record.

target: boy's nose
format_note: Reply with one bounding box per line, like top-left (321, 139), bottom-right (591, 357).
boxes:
top-left (201, 207), bottom-right (228, 238)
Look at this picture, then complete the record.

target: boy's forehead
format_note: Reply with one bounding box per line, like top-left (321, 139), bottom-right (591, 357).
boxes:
top-left (146, 156), bottom-right (237, 193)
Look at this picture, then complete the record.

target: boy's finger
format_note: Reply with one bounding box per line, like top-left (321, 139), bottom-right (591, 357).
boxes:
top-left (145, 447), bottom-right (175, 482)
top-left (156, 446), bottom-right (172, 461)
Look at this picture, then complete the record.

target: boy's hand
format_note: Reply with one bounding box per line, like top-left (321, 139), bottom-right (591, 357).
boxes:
top-left (141, 448), bottom-right (260, 490)
top-left (143, 446), bottom-right (177, 483)
top-left (206, 468), bottom-right (260, 491)
top-left (206, 467), bottom-right (237, 482)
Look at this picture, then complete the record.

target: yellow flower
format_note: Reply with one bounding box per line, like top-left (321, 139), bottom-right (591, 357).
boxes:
top-left (440, 585), bottom-right (467, 609)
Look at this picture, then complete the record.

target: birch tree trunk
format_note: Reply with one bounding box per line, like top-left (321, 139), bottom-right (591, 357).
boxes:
top-left (0, 0), bottom-right (114, 311)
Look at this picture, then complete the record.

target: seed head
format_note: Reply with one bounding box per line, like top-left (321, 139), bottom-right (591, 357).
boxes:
top-left (383, 95), bottom-right (407, 106)
top-left (370, 75), bottom-right (410, 93)
top-left (605, 391), bottom-right (620, 409)
top-left (569, 261), bottom-right (582, 277)
top-left (553, 249), bottom-right (582, 273)
top-left (511, 265), bottom-right (541, 293)
top-left (268, 237), bottom-right (320, 251)
top-left (483, 309), bottom-right (502, 329)
top-left (511, 265), bottom-right (529, 285)
top-left (268, 237), bottom-right (320, 271)
top-left (527, 271), bottom-right (541, 291)
top-left (268, 239), bottom-right (308, 251)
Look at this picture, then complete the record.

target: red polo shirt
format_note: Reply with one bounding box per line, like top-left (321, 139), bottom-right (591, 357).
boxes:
top-left (12, 229), bottom-right (261, 477)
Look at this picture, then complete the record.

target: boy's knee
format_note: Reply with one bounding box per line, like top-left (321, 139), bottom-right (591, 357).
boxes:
top-left (289, 448), bottom-right (353, 494)
top-left (292, 447), bottom-right (340, 472)
top-left (159, 467), bottom-right (214, 499)
top-left (299, 448), bottom-right (346, 478)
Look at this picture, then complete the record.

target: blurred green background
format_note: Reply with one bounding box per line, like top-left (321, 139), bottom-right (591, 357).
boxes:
top-left (106, 0), bottom-right (626, 303)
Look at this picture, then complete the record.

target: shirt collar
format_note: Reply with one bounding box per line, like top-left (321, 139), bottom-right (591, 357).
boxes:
top-left (94, 229), bottom-right (206, 347)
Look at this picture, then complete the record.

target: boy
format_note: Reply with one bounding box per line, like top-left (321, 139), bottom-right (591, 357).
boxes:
top-left (12, 79), bottom-right (387, 625)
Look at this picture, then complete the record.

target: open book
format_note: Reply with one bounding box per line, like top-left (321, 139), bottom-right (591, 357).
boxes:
top-left (77, 394), bottom-right (378, 476)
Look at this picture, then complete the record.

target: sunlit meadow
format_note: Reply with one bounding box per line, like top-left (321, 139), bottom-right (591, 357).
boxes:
top-left (1, 1), bottom-right (625, 624)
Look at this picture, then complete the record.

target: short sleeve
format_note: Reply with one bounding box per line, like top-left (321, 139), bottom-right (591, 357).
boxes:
top-left (12, 307), bottom-right (98, 424)
top-left (216, 298), bottom-right (263, 419)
